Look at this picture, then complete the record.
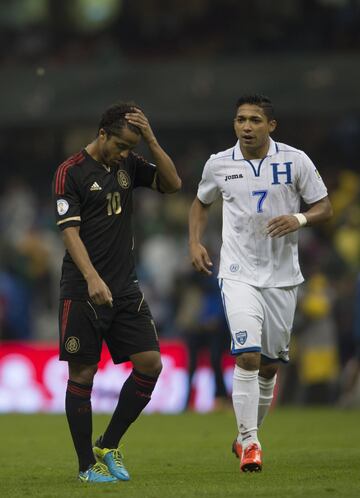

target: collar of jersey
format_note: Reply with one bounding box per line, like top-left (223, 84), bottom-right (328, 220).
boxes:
top-left (232, 137), bottom-right (278, 161)
top-left (83, 148), bottom-right (113, 172)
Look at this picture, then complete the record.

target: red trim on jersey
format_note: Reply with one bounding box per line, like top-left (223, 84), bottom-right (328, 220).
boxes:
top-left (61, 299), bottom-right (72, 344)
top-left (55, 152), bottom-right (85, 195)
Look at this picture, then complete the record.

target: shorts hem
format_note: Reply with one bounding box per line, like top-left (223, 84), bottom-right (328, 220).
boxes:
top-left (231, 347), bottom-right (261, 355)
top-left (111, 346), bottom-right (160, 365)
top-left (59, 356), bottom-right (100, 365)
top-left (261, 353), bottom-right (289, 364)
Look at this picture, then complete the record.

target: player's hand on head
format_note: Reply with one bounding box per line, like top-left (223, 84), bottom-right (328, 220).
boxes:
top-left (267, 215), bottom-right (302, 238)
top-left (190, 243), bottom-right (213, 275)
top-left (125, 108), bottom-right (156, 144)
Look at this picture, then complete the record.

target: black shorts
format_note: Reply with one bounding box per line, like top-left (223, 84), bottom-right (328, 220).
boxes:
top-left (58, 289), bottom-right (160, 364)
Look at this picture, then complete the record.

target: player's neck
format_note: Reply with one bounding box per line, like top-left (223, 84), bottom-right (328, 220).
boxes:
top-left (240, 139), bottom-right (270, 160)
top-left (85, 142), bottom-right (99, 161)
top-left (85, 143), bottom-right (111, 171)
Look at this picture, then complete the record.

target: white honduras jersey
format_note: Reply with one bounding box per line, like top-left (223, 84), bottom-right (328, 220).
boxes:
top-left (197, 138), bottom-right (328, 287)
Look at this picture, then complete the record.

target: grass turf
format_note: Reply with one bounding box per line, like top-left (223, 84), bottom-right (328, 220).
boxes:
top-left (1, 408), bottom-right (359, 498)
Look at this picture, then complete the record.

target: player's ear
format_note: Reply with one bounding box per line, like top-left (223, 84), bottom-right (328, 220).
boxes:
top-left (98, 128), bottom-right (108, 142)
top-left (269, 119), bottom-right (277, 133)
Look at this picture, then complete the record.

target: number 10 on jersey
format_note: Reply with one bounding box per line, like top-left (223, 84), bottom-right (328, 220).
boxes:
top-left (106, 192), bottom-right (122, 215)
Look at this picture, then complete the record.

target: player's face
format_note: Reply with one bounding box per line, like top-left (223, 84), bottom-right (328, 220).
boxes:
top-left (234, 104), bottom-right (276, 158)
top-left (99, 127), bottom-right (141, 167)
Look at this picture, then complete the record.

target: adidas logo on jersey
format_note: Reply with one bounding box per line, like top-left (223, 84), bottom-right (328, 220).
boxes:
top-left (225, 174), bottom-right (243, 181)
top-left (90, 182), bottom-right (102, 191)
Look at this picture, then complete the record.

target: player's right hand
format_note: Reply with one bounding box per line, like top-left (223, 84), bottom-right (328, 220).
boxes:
top-left (189, 243), bottom-right (213, 275)
top-left (125, 108), bottom-right (156, 145)
top-left (87, 274), bottom-right (113, 307)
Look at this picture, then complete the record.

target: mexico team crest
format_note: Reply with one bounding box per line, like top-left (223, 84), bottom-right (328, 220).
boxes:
top-left (235, 330), bottom-right (247, 346)
top-left (117, 170), bottom-right (131, 189)
top-left (65, 336), bottom-right (80, 353)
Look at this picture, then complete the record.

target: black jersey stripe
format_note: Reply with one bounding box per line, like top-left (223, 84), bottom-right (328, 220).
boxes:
top-left (55, 151), bottom-right (85, 195)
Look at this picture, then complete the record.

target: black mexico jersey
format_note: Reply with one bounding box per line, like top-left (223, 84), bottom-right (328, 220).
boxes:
top-left (52, 149), bottom-right (157, 299)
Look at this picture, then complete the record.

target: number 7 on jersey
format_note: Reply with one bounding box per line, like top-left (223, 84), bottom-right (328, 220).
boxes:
top-left (252, 190), bottom-right (268, 213)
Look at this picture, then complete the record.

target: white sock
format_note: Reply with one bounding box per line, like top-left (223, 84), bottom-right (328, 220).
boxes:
top-left (258, 375), bottom-right (277, 428)
top-left (232, 365), bottom-right (260, 448)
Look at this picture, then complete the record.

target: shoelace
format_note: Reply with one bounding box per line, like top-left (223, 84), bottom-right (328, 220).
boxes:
top-left (92, 462), bottom-right (111, 475)
top-left (111, 449), bottom-right (125, 468)
top-left (243, 444), bottom-right (260, 458)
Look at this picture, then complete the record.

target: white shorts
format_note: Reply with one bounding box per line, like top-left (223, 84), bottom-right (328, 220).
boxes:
top-left (219, 279), bottom-right (298, 362)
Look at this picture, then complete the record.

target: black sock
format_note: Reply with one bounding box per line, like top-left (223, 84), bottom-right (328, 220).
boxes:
top-left (65, 380), bottom-right (95, 472)
top-left (100, 369), bottom-right (159, 449)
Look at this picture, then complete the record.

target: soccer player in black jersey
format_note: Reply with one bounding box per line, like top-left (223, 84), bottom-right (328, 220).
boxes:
top-left (52, 102), bottom-right (181, 483)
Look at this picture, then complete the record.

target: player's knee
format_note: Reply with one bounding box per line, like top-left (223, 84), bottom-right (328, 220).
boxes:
top-left (236, 352), bottom-right (261, 371)
top-left (131, 351), bottom-right (162, 378)
top-left (137, 362), bottom-right (162, 378)
top-left (68, 362), bottom-right (98, 384)
top-left (259, 362), bottom-right (278, 379)
top-left (145, 356), bottom-right (162, 377)
top-left (151, 360), bottom-right (163, 378)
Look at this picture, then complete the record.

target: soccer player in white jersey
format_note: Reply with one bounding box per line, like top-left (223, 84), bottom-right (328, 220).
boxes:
top-left (188, 94), bottom-right (333, 472)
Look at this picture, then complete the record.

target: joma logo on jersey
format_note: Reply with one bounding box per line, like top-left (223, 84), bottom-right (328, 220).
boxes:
top-left (225, 173), bottom-right (243, 181)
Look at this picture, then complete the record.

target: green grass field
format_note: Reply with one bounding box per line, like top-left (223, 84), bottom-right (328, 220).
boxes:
top-left (1, 408), bottom-right (359, 498)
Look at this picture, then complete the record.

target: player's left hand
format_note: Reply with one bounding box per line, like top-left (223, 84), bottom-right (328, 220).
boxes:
top-left (267, 215), bottom-right (302, 238)
top-left (125, 108), bottom-right (156, 145)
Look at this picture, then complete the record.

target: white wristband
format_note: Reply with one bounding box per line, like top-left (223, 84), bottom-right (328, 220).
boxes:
top-left (293, 213), bottom-right (307, 227)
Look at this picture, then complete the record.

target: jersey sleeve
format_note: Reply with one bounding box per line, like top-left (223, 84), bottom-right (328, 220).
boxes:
top-left (197, 158), bottom-right (220, 205)
top-left (52, 165), bottom-right (82, 231)
top-left (297, 152), bottom-right (328, 204)
top-left (132, 153), bottom-right (158, 190)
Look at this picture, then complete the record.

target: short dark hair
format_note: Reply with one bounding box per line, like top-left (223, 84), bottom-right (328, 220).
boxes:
top-left (236, 94), bottom-right (275, 121)
top-left (97, 101), bottom-right (142, 137)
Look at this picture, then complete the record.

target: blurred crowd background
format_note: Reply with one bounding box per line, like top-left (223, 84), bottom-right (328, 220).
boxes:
top-left (0, 0), bottom-right (360, 408)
